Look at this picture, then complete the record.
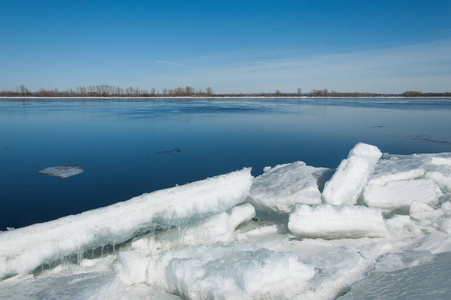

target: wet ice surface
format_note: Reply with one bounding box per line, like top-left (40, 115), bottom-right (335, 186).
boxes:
top-left (1, 142), bottom-right (450, 299)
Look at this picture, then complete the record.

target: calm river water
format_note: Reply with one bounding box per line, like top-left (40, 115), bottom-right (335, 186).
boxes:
top-left (1, 97), bottom-right (451, 230)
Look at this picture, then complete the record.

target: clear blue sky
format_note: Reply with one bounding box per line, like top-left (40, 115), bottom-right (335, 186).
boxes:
top-left (1, 0), bottom-right (450, 94)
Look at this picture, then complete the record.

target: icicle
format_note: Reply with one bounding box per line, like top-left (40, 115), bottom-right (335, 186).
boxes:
top-left (178, 225), bottom-right (183, 245)
top-left (76, 253), bottom-right (83, 266)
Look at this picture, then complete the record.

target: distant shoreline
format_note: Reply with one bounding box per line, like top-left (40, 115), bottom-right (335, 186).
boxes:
top-left (3, 84), bottom-right (450, 98)
top-left (1, 95), bottom-right (451, 99)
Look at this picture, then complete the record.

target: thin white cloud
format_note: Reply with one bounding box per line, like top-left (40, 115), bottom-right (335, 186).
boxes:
top-left (244, 60), bottom-right (287, 66)
top-left (155, 60), bottom-right (195, 70)
top-left (137, 39), bottom-right (451, 93)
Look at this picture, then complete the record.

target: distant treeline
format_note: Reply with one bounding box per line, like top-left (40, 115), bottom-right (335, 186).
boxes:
top-left (1, 85), bottom-right (214, 97)
top-left (1, 85), bottom-right (450, 98)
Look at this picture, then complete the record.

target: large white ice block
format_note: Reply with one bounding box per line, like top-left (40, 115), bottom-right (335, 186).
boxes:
top-left (288, 204), bottom-right (387, 239)
top-left (322, 143), bottom-right (382, 205)
top-left (362, 179), bottom-right (442, 212)
top-left (0, 168), bottom-right (253, 279)
top-left (116, 244), bottom-right (315, 299)
top-left (248, 161), bottom-right (332, 213)
top-left (131, 204), bottom-right (255, 254)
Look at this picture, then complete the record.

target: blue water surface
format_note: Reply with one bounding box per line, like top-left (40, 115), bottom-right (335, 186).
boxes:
top-left (1, 97), bottom-right (451, 230)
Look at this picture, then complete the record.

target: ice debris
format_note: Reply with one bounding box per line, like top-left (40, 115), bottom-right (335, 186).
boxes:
top-left (39, 165), bottom-right (84, 178)
top-left (1, 143), bottom-right (451, 300)
top-left (369, 153), bottom-right (451, 193)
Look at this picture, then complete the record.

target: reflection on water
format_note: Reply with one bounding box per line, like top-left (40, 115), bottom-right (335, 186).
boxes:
top-left (1, 97), bottom-right (451, 229)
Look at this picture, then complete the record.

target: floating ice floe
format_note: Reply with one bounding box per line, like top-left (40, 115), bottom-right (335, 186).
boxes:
top-left (38, 165), bottom-right (84, 178)
top-left (1, 143), bottom-right (451, 300)
top-left (248, 161), bottom-right (333, 213)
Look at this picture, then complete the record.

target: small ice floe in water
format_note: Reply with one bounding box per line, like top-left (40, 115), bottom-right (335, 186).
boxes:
top-left (155, 148), bottom-right (181, 155)
top-left (39, 165), bottom-right (83, 178)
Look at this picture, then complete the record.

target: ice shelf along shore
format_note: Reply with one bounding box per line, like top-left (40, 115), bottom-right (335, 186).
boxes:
top-left (1, 142), bottom-right (451, 300)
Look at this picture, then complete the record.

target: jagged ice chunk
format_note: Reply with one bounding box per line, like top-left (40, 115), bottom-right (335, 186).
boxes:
top-left (248, 161), bottom-right (332, 213)
top-left (322, 143), bottom-right (382, 205)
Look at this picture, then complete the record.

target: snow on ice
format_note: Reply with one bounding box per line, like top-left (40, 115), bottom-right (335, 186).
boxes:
top-left (1, 143), bottom-right (451, 299)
